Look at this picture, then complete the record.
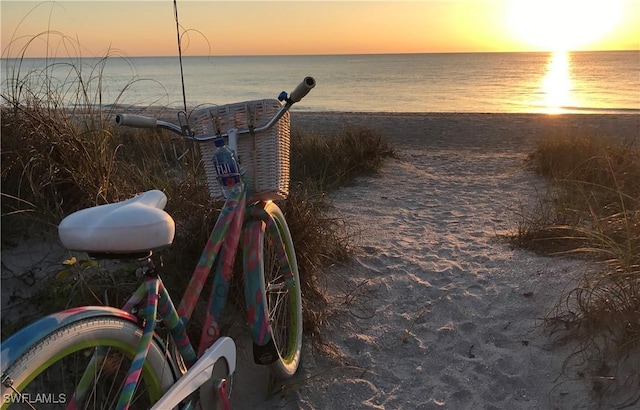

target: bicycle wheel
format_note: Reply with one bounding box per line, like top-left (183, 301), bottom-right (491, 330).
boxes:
top-left (261, 202), bottom-right (303, 379)
top-left (1, 317), bottom-right (176, 409)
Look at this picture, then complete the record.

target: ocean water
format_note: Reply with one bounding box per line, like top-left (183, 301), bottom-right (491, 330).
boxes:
top-left (2, 51), bottom-right (639, 114)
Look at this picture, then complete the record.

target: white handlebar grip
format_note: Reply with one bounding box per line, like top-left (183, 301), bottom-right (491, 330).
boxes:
top-left (115, 114), bottom-right (158, 128)
top-left (289, 77), bottom-right (316, 103)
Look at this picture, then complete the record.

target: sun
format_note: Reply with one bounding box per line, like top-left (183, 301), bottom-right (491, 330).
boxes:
top-left (506, 0), bottom-right (623, 51)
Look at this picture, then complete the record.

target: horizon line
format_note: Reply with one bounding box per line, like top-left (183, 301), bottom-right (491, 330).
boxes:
top-left (6, 48), bottom-right (640, 60)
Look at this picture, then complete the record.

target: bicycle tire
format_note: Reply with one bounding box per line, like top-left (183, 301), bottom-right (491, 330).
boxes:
top-left (261, 202), bottom-right (303, 379)
top-left (1, 317), bottom-right (176, 409)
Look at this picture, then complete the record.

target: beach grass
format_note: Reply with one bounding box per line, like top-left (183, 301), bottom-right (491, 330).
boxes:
top-left (290, 126), bottom-right (396, 192)
top-left (514, 132), bottom-right (640, 394)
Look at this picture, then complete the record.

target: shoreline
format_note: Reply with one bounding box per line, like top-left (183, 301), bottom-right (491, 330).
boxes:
top-left (291, 112), bottom-right (639, 157)
top-left (292, 111), bottom-right (639, 138)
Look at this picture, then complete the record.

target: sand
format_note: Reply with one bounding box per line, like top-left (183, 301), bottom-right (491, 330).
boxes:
top-left (241, 113), bottom-right (638, 410)
top-left (2, 112), bottom-right (638, 409)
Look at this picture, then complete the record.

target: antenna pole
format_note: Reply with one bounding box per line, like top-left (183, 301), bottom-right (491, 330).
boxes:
top-left (174, 0), bottom-right (188, 114)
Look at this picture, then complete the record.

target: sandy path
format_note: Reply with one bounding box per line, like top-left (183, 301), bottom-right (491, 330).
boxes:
top-left (261, 113), bottom-right (638, 409)
top-left (293, 144), bottom-right (585, 409)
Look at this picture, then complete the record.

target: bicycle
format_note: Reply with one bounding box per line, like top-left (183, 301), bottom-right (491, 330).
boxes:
top-left (1, 76), bottom-right (316, 409)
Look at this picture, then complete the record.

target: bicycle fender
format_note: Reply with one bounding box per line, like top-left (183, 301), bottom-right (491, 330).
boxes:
top-left (245, 201), bottom-right (298, 365)
top-left (1, 306), bottom-right (138, 373)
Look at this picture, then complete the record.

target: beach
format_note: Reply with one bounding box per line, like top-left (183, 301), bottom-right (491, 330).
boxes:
top-left (230, 113), bottom-right (639, 409)
top-left (1, 112), bottom-right (638, 409)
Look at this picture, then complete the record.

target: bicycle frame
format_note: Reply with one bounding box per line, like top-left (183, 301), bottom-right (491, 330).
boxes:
top-left (73, 179), bottom-right (293, 408)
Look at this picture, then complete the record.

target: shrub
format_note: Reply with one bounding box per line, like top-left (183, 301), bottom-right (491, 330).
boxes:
top-left (514, 132), bottom-right (640, 400)
top-left (290, 126), bottom-right (396, 192)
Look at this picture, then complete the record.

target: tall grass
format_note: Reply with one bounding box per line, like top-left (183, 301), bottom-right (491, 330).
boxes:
top-left (2, 30), bottom-right (173, 228)
top-left (290, 126), bottom-right (396, 192)
top-left (1, 48), bottom-right (394, 340)
top-left (515, 132), bottom-right (640, 401)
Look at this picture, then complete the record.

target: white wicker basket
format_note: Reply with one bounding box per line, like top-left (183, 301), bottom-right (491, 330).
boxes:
top-left (192, 99), bottom-right (290, 202)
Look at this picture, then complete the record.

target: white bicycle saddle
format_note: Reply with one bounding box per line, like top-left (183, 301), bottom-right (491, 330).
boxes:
top-left (58, 190), bottom-right (175, 256)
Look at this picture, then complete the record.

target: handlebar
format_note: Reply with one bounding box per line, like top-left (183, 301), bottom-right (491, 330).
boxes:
top-left (115, 76), bottom-right (316, 139)
top-left (289, 76), bottom-right (315, 103)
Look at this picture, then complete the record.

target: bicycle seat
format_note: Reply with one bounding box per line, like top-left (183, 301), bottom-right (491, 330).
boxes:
top-left (58, 190), bottom-right (175, 258)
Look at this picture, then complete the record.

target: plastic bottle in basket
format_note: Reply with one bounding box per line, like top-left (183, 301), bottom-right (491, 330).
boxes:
top-left (213, 137), bottom-right (242, 198)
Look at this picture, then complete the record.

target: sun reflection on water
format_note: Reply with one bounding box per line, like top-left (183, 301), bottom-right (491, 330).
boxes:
top-left (540, 51), bottom-right (575, 114)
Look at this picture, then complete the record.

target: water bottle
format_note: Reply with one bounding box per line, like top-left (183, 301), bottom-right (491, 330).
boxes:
top-left (213, 137), bottom-right (241, 198)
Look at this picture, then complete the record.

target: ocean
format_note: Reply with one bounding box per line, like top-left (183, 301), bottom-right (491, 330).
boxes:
top-left (2, 51), bottom-right (639, 114)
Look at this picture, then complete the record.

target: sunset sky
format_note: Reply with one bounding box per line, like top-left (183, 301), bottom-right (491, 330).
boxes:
top-left (2, 1), bottom-right (639, 58)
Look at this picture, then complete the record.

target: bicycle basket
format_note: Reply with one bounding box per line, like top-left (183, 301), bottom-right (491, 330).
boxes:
top-left (193, 99), bottom-right (290, 202)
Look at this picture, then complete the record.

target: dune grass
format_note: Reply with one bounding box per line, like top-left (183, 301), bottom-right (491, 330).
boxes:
top-left (0, 55), bottom-right (394, 340)
top-left (290, 126), bottom-right (396, 192)
top-left (514, 132), bottom-right (639, 400)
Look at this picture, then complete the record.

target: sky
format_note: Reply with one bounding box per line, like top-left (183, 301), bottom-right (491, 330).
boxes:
top-left (2, 0), bottom-right (639, 58)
